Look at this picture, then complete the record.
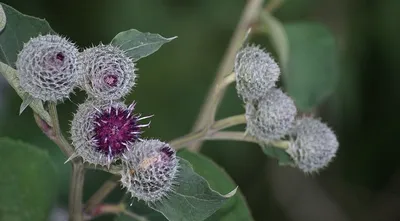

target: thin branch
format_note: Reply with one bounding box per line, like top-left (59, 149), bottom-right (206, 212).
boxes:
top-left (84, 175), bottom-right (120, 215)
top-left (123, 210), bottom-right (148, 221)
top-left (48, 103), bottom-right (74, 157)
top-left (170, 114), bottom-right (247, 149)
top-left (188, 0), bottom-right (264, 151)
top-left (69, 161), bottom-right (85, 221)
top-left (207, 131), bottom-right (258, 143)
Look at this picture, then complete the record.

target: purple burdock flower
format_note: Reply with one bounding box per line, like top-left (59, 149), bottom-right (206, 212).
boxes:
top-left (70, 100), bottom-right (151, 166)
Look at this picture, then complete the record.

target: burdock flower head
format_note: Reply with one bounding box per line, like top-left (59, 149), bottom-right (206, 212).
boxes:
top-left (286, 117), bottom-right (339, 173)
top-left (234, 45), bottom-right (280, 102)
top-left (245, 88), bottom-right (297, 140)
top-left (70, 99), bottom-right (151, 166)
top-left (79, 44), bottom-right (136, 100)
top-left (16, 34), bottom-right (80, 101)
top-left (120, 139), bottom-right (179, 202)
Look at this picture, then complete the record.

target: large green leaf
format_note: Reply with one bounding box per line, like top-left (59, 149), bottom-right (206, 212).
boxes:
top-left (178, 150), bottom-right (253, 221)
top-left (117, 151), bottom-right (241, 221)
top-left (0, 3), bottom-right (54, 67)
top-left (111, 29), bottom-right (177, 62)
top-left (283, 22), bottom-right (339, 111)
top-left (0, 137), bottom-right (58, 221)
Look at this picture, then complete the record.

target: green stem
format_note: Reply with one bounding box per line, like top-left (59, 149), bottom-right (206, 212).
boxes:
top-left (188, 0), bottom-right (264, 151)
top-left (170, 114), bottom-right (247, 149)
top-left (84, 175), bottom-right (120, 215)
top-left (48, 103), bottom-right (74, 157)
top-left (69, 162), bottom-right (85, 221)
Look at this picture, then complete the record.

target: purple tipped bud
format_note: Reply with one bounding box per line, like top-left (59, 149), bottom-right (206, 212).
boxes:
top-left (70, 100), bottom-right (149, 166)
top-left (286, 117), bottom-right (339, 173)
top-left (79, 44), bottom-right (136, 100)
top-left (16, 34), bottom-right (80, 101)
top-left (120, 139), bottom-right (178, 202)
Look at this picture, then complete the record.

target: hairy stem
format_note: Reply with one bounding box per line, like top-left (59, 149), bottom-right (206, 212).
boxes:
top-left (84, 175), bottom-right (120, 215)
top-left (47, 103), bottom-right (85, 221)
top-left (48, 103), bottom-right (74, 157)
top-left (69, 161), bottom-right (85, 221)
top-left (188, 0), bottom-right (264, 151)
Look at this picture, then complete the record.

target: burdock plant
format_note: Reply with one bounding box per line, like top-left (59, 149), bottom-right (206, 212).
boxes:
top-left (0, 1), bottom-right (340, 221)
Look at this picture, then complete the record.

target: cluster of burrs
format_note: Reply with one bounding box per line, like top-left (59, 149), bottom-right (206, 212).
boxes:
top-left (16, 34), bottom-right (179, 202)
top-left (234, 45), bottom-right (339, 173)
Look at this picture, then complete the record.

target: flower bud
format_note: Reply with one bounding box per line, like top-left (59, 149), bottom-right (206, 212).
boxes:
top-left (246, 88), bottom-right (297, 140)
top-left (79, 44), bottom-right (136, 100)
top-left (120, 139), bottom-right (178, 202)
top-left (286, 117), bottom-right (339, 173)
top-left (234, 45), bottom-right (280, 102)
top-left (16, 34), bottom-right (80, 101)
top-left (70, 99), bottom-right (150, 166)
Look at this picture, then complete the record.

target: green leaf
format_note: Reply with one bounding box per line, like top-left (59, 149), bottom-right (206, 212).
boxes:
top-left (178, 150), bottom-right (253, 221)
top-left (111, 29), bottom-right (177, 62)
top-left (0, 3), bottom-right (54, 67)
top-left (117, 152), bottom-right (240, 221)
top-left (259, 142), bottom-right (294, 166)
top-left (283, 22), bottom-right (339, 111)
top-left (0, 3), bottom-right (53, 125)
top-left (0, 137), bottom-right (58, 221)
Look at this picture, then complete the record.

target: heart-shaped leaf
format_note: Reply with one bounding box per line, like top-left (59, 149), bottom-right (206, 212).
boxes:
top-left (111, 29), bottom-right (176, 62)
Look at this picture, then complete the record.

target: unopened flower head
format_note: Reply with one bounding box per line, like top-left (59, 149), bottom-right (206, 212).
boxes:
top-left (16, 34), bottom-right (80, 101)
top-left (246, 88), bottom-right (297, 140)
top-left (70, 100), bottom-right (151, 166)
top-left (286, 117), bottom-right (339, 173)
top-left (80, 44), bottom-right (136, 100)
top-left (234, 45), bottom-right (280, 102)
top-left (120, 139), bottom-right (178, 202)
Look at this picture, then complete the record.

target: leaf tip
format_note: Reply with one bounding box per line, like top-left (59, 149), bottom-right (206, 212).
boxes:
top-left (224, 186), bottom-right (238, 198)
top-left (167, 36), bottom-right (178, 41)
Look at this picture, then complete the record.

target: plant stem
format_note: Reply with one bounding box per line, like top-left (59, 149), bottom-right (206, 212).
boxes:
top-left (207, 131), bottom-right (258, 143)
top-left (48, 103), bottom-right (74, 157)
top-left (188, 0), bottom-right (264, 152)
top-left (47, 103), bottom-right (85, 221)
top-left (69, 161), bottom-right (85, 221)
top-left (84, 175), bottom-right (120, 215)
top-left (170, 114), bottom-right (247, 149)
top-left (123, 210), bottom-right (148, 221)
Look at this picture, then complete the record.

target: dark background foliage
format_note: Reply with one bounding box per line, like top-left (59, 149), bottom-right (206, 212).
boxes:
top-left (1, 0), bottom-right (400, 220)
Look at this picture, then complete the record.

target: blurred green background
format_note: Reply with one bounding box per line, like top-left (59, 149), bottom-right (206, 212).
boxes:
top-left (1, 0), bottom-right (400, 220)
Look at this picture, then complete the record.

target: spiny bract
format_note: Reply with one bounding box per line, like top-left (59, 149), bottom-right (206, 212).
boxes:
top-left (120, 139), bottom-right (178, 203)
top-left (16, 34), bottom-right (80, 101)
top-left (70, 99), bottom-right (150, 166)
top-left (286, 117), bottom-right (339, 173)
top-left (234, 45), bottom-right (280, 102)
top-left (246, 88), bottom-right (297, 140)
top-left (79, 44), bottom-right (136, 100)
